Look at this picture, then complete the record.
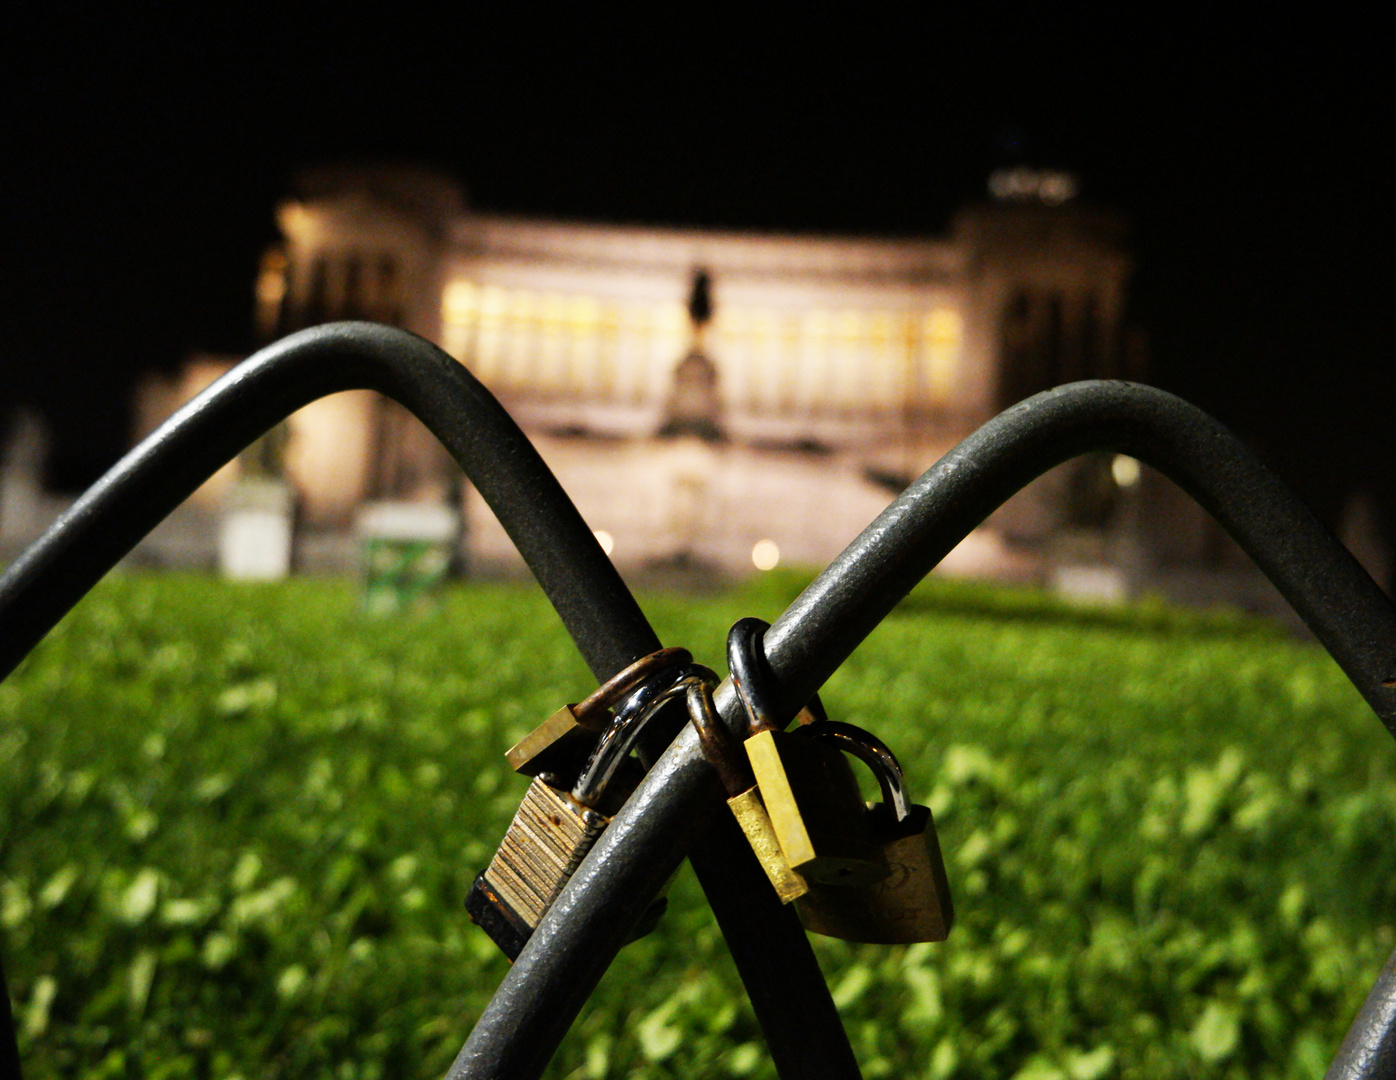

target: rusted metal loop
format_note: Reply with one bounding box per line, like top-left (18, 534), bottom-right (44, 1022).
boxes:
top-left (574, 647), bottom-right (693, 728)
top-left (571, 663), bottom-right (718, 806)
top-left (686, 681), bottom-right (755, 798)
top-left (798, 719), bottom-right (911, 824)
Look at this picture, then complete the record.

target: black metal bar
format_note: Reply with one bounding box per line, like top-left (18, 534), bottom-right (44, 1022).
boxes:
top-left (0, 322), bottom-right (655, 683)
top-left (0, 322), bottom-right (857, 1079)
top-left (450, 717), bottom-right (862, 1080)
top-left (758, 380), bottom-right (1396, 731)
top-left (689, 811), bottom-right (863, 1076)
top-left (0, 952), bottom-right (22, 1080)
top-left (1327, 945), bottom-right (1396, 1079)
top-left (8, 364), bottom-right (1394, 1076)
top-left (455, 380), bottom-right (1396, 1075)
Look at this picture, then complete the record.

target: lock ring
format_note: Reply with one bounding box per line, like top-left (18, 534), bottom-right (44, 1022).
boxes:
top-left (728, 617), bottom-right (830, 734)
top-left (728, 618), bottom-right (779, 734)
top-left (796, 719), bottom-right (912, 825)
top-left (571, 663), bottom-right (719, 805)
top-left (685, 679), bottom-right (756, 797)
top-left (573, 646), bottom-right (694, 728)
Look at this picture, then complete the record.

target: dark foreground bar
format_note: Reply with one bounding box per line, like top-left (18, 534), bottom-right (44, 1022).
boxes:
top-left (4, 333), bottom-right (1394, 1078)
top-left (450, 379), bottom-right (1396, 1078)
top-left (0, 323), bottom-right (858, 1080)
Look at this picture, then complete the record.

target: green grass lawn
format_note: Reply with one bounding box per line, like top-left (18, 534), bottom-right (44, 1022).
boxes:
top-left (2, 571), bottom-right (1394, 1079)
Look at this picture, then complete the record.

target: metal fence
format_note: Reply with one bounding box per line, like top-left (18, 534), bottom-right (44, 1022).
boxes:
top-left (2, 323), bottom-right (1393, 1079)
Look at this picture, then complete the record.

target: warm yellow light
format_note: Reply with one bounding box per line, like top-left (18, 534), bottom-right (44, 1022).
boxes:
top-left (443, 280), bottom-right (479, 323)
top-left (751, 539), bottom-right (780, 571)
top-left (751, 309), bottom-right (778, 341)
top-left (541, 291), bottom-right (567, 326)
top-left (255, 269), bottom-right (286, 307)
top-left (835, 310), bottom-right (863, 342)
top-left (479, 285), bottom-right (506, 318)
top-left (803, 309), bottom-right (832, 340)
top-left (510, 289), bottom-right (540, 321)
top-left (594, 530), bottom-right (614, 556)
top-left (655, 300), bottom-right (687, 334)
top-left (566, 294), bottom-right (600, 331)
top-left (922, 307), bottom-right (962, 402)
top-left (1112, 454), bottom-right (1141, 488)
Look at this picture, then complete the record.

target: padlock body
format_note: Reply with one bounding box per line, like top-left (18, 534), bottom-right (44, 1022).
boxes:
top-left (797, 803), bottom-right (954, 944)
top-left (745, 728), bottom-right (888, 885)
top-left (505, 704), bottom-right (604, 778)
top-left (467, 776), bottom-right (609, 957)
top-left (468, 762), bottom-right (658, 959)
top-left (727, 787), bottom-right (809, 903)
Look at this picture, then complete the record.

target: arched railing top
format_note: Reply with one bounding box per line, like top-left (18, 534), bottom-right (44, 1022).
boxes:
top-left (763, 379), bottom-right (1396, 736)
top-left (0, 322), bottom-right (660, 682)
top-left (462, 379), bottom-right (1396, 1078)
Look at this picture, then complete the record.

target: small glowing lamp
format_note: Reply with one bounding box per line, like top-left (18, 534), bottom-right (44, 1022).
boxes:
top-left (594, 530), bottom-right (614, 556)
top-left (751, 539), bottom-right (780, 571)
top-left (1111, 455), bottom-right (1141, 488)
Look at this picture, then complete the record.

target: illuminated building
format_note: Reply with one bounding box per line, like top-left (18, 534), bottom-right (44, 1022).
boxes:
top-left (141, 165), bottom-right (1161, 583)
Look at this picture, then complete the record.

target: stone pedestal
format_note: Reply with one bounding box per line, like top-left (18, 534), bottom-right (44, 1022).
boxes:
top-left (219, 479), bottom-right (293, 580)
top-left (356, 501), bottom-right (459, 614)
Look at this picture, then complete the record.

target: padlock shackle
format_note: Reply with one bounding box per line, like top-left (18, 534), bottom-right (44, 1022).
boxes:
top-left (571, 664), bottom-right (719, 806)
top-left (799, 719), bottom-right (912, 825)
top-left (686, 681), bottom-right (756, 798)
top-left (798, 694), bottom-right (829, 725)
top-left (729, 617), bottom-right (782, 735)
top-left (730, 618), bottom-right (829, 736)
top-left (574, 647), bottom-right (693, 727)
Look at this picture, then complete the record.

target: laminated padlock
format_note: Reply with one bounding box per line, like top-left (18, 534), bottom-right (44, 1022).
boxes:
top-left (505, 647), bottom-right (691, 779)
top-left (793, 720), bottom-right (954, 944)
top-left (685, 677), bottom-right (809, 903)
top-left (467, 662), bottom-right (699, 959)
top-left (727, 618), bottom-right (888, 886)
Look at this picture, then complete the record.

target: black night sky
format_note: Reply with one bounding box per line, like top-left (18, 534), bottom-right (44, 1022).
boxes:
top-left (3, 8), bottom-right (1390, 544)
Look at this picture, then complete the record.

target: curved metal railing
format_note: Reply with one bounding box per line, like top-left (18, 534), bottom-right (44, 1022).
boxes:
top-left (3, 328), bottom-right (1393, 1078)
top-left (452, 379), bottom-right (1396, 1079)
top-left (0, 323), bottom-right (854, 1078)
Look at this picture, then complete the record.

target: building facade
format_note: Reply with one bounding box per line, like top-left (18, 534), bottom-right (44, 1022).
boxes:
top-left (140, 165), bottom-right (1169, 584)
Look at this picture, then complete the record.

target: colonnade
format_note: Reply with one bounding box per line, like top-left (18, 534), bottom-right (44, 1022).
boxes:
top-left (996, 286), bottom-right (1122, 409)
top-left (440, 280), bottom-right (964, 419)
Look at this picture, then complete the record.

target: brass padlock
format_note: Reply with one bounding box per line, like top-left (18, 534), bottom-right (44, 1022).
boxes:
top-left (685, 676), bottom-right (809, 903)
top-left (505, 647), bottom-right (692, 779)
top-left (727, 618), bottom-right (889, 886)
top-left (794, 720), bottom-right (954, 944)
top-left (467, 662), bottom-right (695, 959)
